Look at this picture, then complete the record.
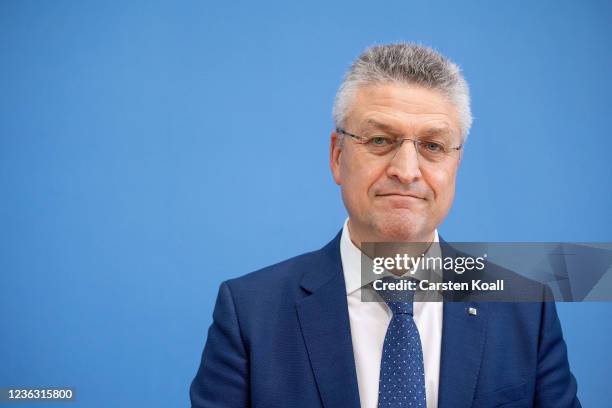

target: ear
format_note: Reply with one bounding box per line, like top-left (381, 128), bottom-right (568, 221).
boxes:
top-left (330, 131), bottom-right (343, 185)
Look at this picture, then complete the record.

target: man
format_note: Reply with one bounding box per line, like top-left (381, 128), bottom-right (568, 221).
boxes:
top-left (190, 43), bottom-right (580, 407)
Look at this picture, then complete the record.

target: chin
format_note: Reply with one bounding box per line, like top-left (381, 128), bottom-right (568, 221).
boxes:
top-left (374, 217), bottom-right (430, 242)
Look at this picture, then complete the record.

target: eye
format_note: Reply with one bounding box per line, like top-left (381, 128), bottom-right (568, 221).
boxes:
top-left (421, 141), bottom-right (444, 153)
top-left (367, 135), bottom-right (394, 146)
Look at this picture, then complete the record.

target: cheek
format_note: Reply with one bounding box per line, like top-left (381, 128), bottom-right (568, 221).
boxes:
top-left (341, 156), bottom-right (381, 196)
top-left (427, 167), bottom-right (457, 203)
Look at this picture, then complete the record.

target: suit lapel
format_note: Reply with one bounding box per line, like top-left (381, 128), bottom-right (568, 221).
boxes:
top-left (438, 301), bottom-right (488, 408)
top-left (437, 238), bottom-right (488, 408)
top-left (295, 232), bottom-right (361, 408)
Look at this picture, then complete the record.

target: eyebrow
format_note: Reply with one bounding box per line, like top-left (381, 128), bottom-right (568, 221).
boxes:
top-left (364, 119), bottom-right (455, 139)
top-left (421, 127), bottom-right (453, 139)
top-left (363, 119), bottom-right (402, 135)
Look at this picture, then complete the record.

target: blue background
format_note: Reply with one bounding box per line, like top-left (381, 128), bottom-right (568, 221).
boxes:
top-left (1, 1), bottom-right (611, 406)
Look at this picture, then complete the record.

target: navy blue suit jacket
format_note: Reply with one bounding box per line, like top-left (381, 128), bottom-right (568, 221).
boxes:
top-left (191, 231), bottom-right (580, 407)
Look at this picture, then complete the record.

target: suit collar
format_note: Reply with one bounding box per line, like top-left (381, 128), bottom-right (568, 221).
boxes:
top-left (298, 229), bottom-right (343, 294)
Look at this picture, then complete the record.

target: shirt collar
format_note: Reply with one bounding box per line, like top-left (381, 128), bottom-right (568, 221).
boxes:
top-left (340, 217), bottom-right (441, 296)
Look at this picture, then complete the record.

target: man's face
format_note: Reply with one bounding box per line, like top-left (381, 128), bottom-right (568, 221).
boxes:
top-left (330, 83), bottom-right (463, 245)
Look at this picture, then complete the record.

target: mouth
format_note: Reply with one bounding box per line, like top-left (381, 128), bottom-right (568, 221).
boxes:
top-left (375, 193), bottom-right (427, 209)
top-left (377, 193), bottom-right (426, 201)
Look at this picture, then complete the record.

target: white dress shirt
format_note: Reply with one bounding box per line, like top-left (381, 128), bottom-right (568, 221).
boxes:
top-left (340, 219), bottom-right (442, 408)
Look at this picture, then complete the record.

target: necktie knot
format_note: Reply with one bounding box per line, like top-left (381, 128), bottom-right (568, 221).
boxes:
top-left (373, 276), bottom-right (417, 315)
top-left (386, 300), bottom-right (413, 315)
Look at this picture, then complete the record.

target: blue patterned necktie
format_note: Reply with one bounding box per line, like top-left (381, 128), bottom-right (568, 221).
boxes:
top-left (375, 278), bottom-right (427, 408)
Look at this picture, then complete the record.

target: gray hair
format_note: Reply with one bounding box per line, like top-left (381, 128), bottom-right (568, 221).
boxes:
top-left (332, 43), bottom-right (472, 140)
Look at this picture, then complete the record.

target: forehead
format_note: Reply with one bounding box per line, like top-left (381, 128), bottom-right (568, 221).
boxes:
top-left (348, 83), bottom-right (461, 137)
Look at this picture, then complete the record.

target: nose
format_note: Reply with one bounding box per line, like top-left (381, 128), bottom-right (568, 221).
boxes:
top-left (386, 139), bottom-right (423, 184)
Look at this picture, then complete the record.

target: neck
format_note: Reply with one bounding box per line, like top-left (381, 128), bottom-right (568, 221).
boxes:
top-left (347, 220), bottom-right (436, 271)
top-left (347, 220), bottom-right (435, 249)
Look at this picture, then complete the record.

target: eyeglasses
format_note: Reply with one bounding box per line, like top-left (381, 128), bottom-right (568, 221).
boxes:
top-left (336, 128), bottom-right (463, 164)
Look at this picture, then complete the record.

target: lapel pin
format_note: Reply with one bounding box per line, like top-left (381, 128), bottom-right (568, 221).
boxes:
top-left (468, 307), bottom-right (478, 316)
